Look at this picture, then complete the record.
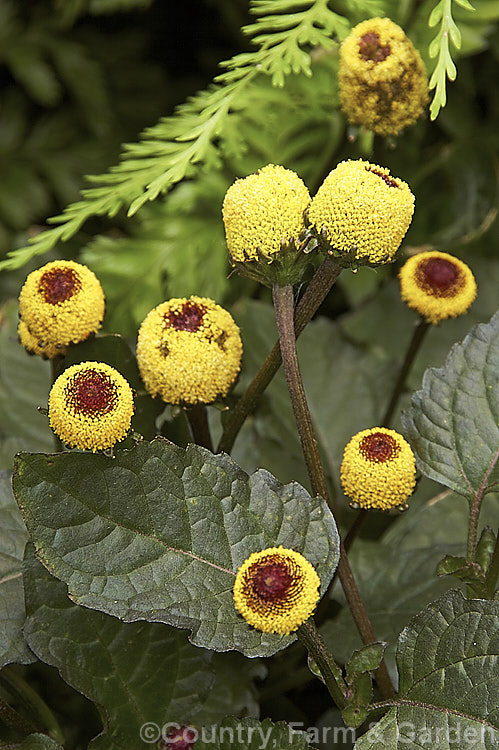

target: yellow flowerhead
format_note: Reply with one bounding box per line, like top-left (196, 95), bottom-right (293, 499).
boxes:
top-left (399, 251), bottom-right (477, 325)
top-left (19, 260), bottom-right (105, 349)
top-left (339, 17), bottom-right (428, 136)
top-left (308, 159), bottom-right (414, 265)
top-left (136, 296), bottom-right (242, 405)
top-left (341, 427), bottom-right (416, 511)
top-left (222, 165), bottom-right (313, 285)
top-left (233, 546), bottom-right (320, 635)
top-left (48, 362), bottom-right (135, 451)
top-left (18, 320), bottom-right (67, 360)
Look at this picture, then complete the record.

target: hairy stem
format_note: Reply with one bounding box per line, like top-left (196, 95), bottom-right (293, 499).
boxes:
top-left (381, 318), bottom-right (429, 428)
top-left (272, 283), bottom-right (395, 699)
top-left (272, 283), bottom-right (328, 497)
top-left (467, 445), bottom-right (499, 562)
top-left (343, 510), bottom-right (368, 553)
top-left (217, 257), bottom-right (341, 454)
top-left (297, 619), bottom-right (348, 709)
top-left (185, 403), bottom-right (213, 451)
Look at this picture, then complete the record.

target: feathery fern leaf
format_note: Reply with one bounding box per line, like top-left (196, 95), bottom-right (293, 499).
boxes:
top-left (0, 0), bottom-right (350, 271)
top-left (427, 0), bottom-right (475, 120)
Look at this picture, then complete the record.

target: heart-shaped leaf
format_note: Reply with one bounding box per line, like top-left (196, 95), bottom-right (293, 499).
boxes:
top-left (23, 546), bottom-right (219, 750)
top-left (402, 311), bottom-right (499, 501)
top-left (13, 439), bottom-right (339, 656)
top-left (355, 590), bottom-right (499, 749)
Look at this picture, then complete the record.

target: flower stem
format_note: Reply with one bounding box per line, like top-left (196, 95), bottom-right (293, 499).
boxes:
top-left (338, 318), bottom-right (430, 558)
top-left (297, 619), bottom-right (349, 709)
top-left (381, 318), bottom-right (429, 428)
top-left (185, 404), bottom-right (213, 451)
top-left (467, 445), bottom-right (499, 562)
top-left (0, 691), bottom-right (38, 737)
top-left (272, 282), bottom-right (395, 700)
top-left (0, 665), bottom-right (64, 744)
top-left (272, 282), bottom-right (328, 497)
top-left (217, 257), bottom-right (341, 454)
top-left (343, 510), bottom-right (368, 552)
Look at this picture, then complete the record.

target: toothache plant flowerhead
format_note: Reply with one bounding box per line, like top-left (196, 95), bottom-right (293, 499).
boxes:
top-left (136, 296), bottom-right (243, 405)
top-left (307, 159), bottom-right (415, 266)
top-left (222, 164), bottom-right (314, 286)
top-left (233, 546), bottom-right (321, 635)
top-left (399, 250), bottom-right (477, 324)
top-left (48, 362), bottom-right (135, 452)
top-left (18, 319), bottom-right (67, 360)
top-left (339, 17), bottom-right (428, 137)
top-left (18, 260), bottom-right (105, 356)
top-left (340, 427), bottom-right (416, 511)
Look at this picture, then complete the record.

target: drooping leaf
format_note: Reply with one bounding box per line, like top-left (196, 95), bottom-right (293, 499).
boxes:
top-left (13, 438), bottom-right (339, 657)
top-left (0, 471), bottom-right (32, 668)
top-left (355, 590), bottom-right (499, 749)
top-left (23, 546), bottom-right (217, 750)
top-left (402, 311), bottom-right (499, 501)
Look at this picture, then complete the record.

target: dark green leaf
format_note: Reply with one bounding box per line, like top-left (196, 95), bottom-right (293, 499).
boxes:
top-left (355, 590), bottom-right (499, 749)
top-left (194, 717), bottom-right (310, 750)
top-left (13, 439), bottom-right (339, 657)
top-left (402, 311), bottom-right (499, 501)
top-left (0, 471), bottom-right (32, 667)
top-left (436, 554), bottom-right (487, 596)
top-left (346, 643), bottom-right (387, 683)
top-left (323, 485), bottom-right (499, 670)
top-left (14, 735), bottom-right (63, 750)
top-left (23, 546), bottom-right (219, 750)
top-left (436, 554), bottom-right (484, 581)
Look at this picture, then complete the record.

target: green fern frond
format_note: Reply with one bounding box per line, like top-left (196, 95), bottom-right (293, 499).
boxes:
top-left (0, 0), bottom-right (350, 271)
top-left (427, 0), bottom-right (475, 120)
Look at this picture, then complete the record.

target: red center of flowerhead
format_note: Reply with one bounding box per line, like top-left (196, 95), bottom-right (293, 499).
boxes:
top-left (163, 726), bottom-right (197, 750)
top-left (366, 167), bottom-right (399, 188)
top-left (417, 257), bottom-right (461, 297)
top-left (251, 561), bottom-right (293, 602)
top-left (164, 301), bottom-right (207, 332)
top-left (38, 267), bottom-right (81, 305)
top-left (66, 369), bottom-right (117, 416)
top-left (359, 32), bottom-right (391, 62)
top-left (360, 432), bottom-right (400, 463)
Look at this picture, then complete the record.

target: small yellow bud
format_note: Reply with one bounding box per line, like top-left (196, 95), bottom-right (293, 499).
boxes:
top-left (341, 427), bottom-right (416, 511)
top-left (339, 17), bottom-right (428, 136)
top-left (137, 296), bottom-right (242, 405)
top-left (307, 159), bottom-right (414, 266)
